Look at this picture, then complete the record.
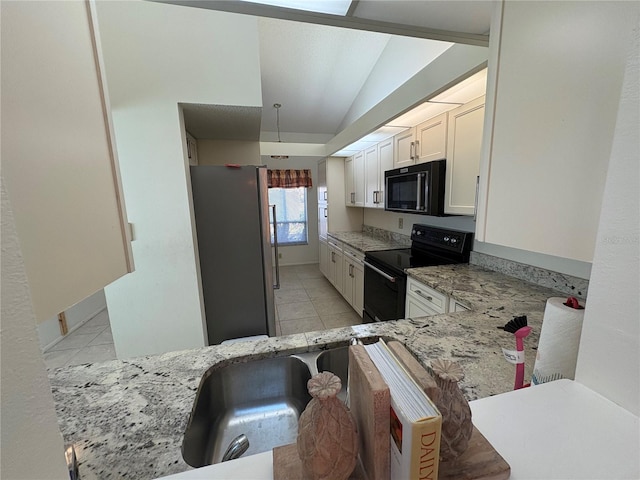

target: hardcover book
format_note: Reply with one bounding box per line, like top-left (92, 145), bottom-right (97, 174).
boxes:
top-left (363, 340), bottom-right (442, 480)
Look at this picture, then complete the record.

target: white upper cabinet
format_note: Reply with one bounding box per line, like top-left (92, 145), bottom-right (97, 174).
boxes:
top-left (393, 128), bottom-right (416, 169)
top-left (445, 96), bottom-right (485, 215)
top-left (352, 151), bottom-right (365, 206)
top-left (415, 112), bottom-right (448, 164)
top-left (186, 131), bottom-right (198, 166)
top-left (377, 138), bottom-right (394, 207)
top-left (345, 152), bottom-right (365, 207)
top-left (364, 145), bottom-right (379, 208)
top-left (317, 158), bottom-right (327, 204)
top-left (1, 1), bottom-right (133, 322)
top-left (344, 156), bottom-right (354, 205)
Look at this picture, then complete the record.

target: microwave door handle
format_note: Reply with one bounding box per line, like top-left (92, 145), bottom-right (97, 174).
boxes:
top-left (416, 172), bottom-right (423, 210)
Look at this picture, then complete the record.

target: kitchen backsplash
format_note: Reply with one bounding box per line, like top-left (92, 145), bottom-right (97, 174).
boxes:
top-left (362, 225), bottom-right (411, 246)
top-left (470, 251), bottom-right (589, 299)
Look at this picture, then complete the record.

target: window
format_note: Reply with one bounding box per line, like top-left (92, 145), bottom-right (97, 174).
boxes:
top-left (268, 187), bottom-right (308, 245)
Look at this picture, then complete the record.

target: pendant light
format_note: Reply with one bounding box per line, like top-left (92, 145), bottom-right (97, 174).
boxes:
top-left (270, 103), bottom-right (289, 159)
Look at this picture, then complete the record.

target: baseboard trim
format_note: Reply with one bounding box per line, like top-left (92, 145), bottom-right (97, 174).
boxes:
top-left (41, 307), bottom-right (108, 353)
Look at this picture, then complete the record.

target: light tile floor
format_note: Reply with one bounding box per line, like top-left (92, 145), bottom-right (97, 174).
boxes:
top-left (274, 264), bottom-right (362, 335)
top-left (43, 264), bottom-right (362, 369)
top-left (42, 309), bottom-right (116, 369)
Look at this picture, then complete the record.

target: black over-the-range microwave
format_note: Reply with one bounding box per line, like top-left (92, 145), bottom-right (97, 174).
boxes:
top-left (384, 159), bottom-right (446, 215)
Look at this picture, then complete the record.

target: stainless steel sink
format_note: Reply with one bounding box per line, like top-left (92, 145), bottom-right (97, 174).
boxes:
top-left (316, 347), bottom-right (349, 403)
top-left (182, 348), bottom-right (352, 467)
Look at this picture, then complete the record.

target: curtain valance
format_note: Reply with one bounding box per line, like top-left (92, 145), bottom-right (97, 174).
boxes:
top-left (267, 169), bottom-right (313, 188)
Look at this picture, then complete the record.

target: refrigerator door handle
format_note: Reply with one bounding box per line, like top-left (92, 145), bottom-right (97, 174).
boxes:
top-left (271, 204), bottom-right (280, 290)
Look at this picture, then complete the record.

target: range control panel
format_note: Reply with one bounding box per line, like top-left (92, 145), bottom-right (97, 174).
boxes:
top-left (411, 224), bottom-right (473, 254)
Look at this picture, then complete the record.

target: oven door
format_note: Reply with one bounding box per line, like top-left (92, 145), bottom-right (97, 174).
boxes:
top-left (363, 260), bottom-right (406, 322)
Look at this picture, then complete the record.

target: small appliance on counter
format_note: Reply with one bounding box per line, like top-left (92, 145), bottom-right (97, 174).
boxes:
top-left (363, 224), bottom-right (473, 323)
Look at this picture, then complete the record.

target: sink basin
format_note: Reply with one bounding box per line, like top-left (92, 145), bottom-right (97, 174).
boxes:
top-left (316, 347), bottom-right (349, 403)
top-left (182, 356), bottom-right (312, 467)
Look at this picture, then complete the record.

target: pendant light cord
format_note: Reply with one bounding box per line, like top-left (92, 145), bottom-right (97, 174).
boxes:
top-left (274, 103), bottom-right (282, 143)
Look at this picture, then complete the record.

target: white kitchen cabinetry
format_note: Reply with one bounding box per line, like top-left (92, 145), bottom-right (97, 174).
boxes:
top-left (317, 158), bottom-right (328, 204)
top-left (2, 0), bottom-right (133, 322)
top-left (449, 297), bottom-right (470, 312)
top-left (319, 237), bottom-right (329, 277)
top-left (342, 246), bottom-right (364, 317)
top-left (327, 239), bottom-right (344, 294)
top-left (345, 151), bottom-right (365, 207)
top-left (415, 112), bottom-right (448, 164)
top-left (318, 205), bottom-right (328, 239)
top-left (393, 112), bottom-right (448, 169)
top-left (393, 128), bottom-right (416, 168)
top-left (364, 145), bottom-right (379, 208)
top-left (318, 156), bottom-right (361, 276)
top-left (405, 277), bottom-right (449, 318)
top-left (364, 138), bottom-right (394, 209)
top-left (186, 131), bottom-right (198, 166)
top-left (344, 156), bottom-right (354, 205)
top-left (445, 96), bottom-right (485, 215)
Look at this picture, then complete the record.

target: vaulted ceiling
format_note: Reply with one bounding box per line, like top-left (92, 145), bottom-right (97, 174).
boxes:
top-left (168, 0), bottom-right (493, 143)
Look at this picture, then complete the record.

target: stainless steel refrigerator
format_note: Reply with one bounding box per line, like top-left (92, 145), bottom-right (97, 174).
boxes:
top-left (190, 165), bottom-right (278, 345)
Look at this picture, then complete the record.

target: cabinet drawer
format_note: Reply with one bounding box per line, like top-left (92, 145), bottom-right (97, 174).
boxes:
top-left (406, 277), bottom-right (447, 314)
top-left (342, 245), bottom-right (364, 264)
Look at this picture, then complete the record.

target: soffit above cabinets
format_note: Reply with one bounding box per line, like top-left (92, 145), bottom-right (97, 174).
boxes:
top-left (181, 104), bottom-right (262, 141)
top-left (333, 68), bottom-right (487, 156)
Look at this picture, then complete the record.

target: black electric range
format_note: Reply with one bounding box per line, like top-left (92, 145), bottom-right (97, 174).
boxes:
top-left (363, 224), bottom-right (473, 323)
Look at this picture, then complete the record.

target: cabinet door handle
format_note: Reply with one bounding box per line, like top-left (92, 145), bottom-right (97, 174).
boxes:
top-left (410, 141), bottom-right (415, 160)
top-left (351, 192), bottom-right (355, 204)
top-left (324, 207), bottom-right (327, 218)
top-left (331, 251), bottom-right (335, 263)
top-left (324, 191), bottom-right (328, 201)
top-left (415, 290), bottom-right (433, 302)
top-left (414, 140), bottom-right (420, 159)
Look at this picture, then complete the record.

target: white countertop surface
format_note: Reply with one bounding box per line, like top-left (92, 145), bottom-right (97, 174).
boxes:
top-left (158, 380), bottom-right (640, 480)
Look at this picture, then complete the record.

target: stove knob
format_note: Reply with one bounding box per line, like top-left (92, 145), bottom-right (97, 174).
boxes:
top-left (411, 229), bottom-right (416, 235)
top-left (451, 238), bottom-right (458, 244)
top-left (416, 231), bottom-right (422, 236)
top-left (444, 236), bottom-right (450, 242)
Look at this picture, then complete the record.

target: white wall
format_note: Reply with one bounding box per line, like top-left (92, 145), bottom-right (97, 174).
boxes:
top-left (198, 140), bottom-right (261, 165)
top-left (263, 156), bottom-right (320, 265)
top-left (327, 43), bottom-right (488, 156)
top-left (38, 290), bottom-right (107, 351)
top-left (1, 179), bottom-right (68, 479)
top-left (364, 209), bottom-right (475, 235)
top-left (95, 1), bottom-right (263, 358)
top-left (338, 36), bottom-right (453, 131)
top-left (575, 16), bottom-right (639, 416)
top-left (477, 1), bottom-right (634, 263)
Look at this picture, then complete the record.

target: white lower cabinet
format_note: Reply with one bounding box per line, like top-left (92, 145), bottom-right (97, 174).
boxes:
top-left (342, 246), bottom-right (364, 317)
top-left (449, 297), bottom-right (470, 312)
top-left (327, 239), bottom-right (344, 294)
top-left (319, 237), bottom-right (329, 277)
top-left (405, 277), bottom-right (448, 317)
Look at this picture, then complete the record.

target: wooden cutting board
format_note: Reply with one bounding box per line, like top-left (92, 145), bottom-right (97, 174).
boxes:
top-left (273, 443), bottom-right (366, 480)
top-left (274, 342), bottom-right (510, 480)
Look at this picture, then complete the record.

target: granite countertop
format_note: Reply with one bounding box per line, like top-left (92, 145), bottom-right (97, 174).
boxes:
top-left (49, 264), bottom-right (565, 480)
top-left (327, 230), bottom-right (409, 253)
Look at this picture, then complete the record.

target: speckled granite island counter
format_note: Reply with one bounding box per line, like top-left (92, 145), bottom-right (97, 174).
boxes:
top-left (49, 264), bottom-right (567, 480)
top-left (327, 228), bottom-right (410, 252)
